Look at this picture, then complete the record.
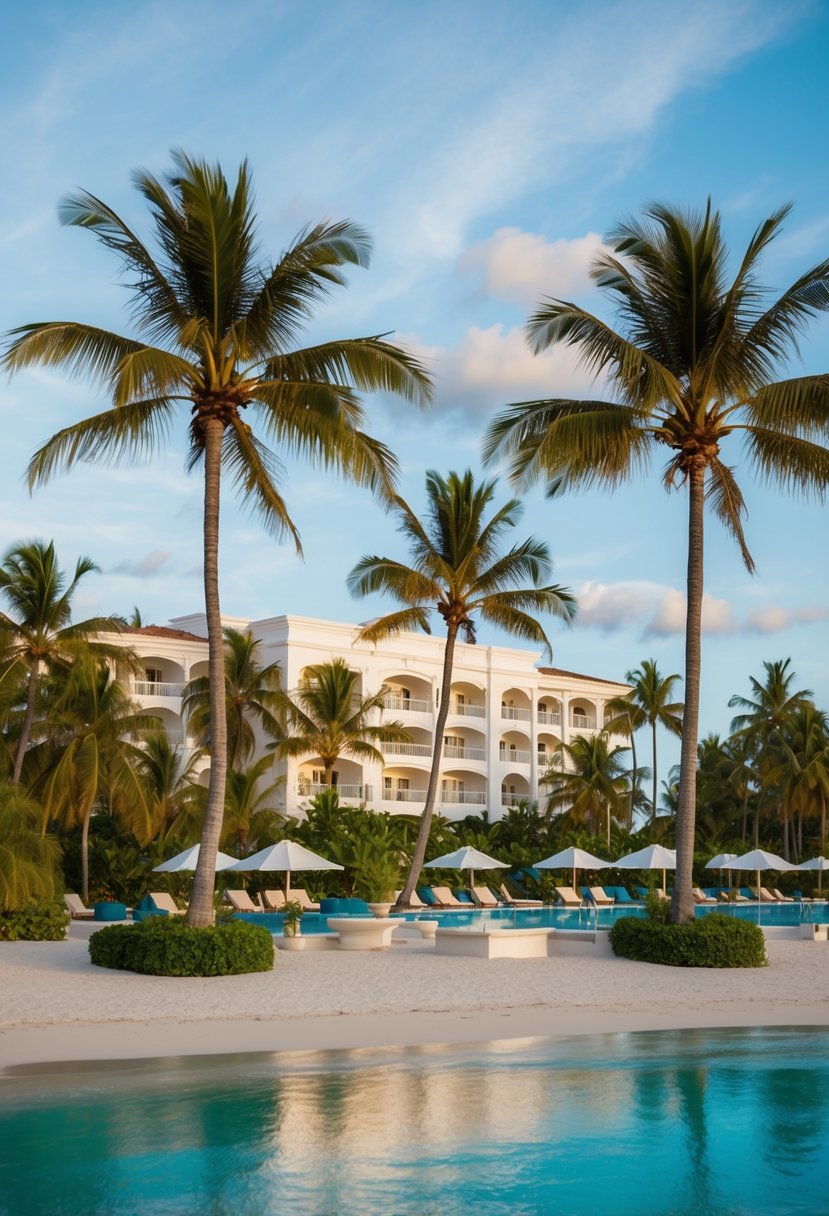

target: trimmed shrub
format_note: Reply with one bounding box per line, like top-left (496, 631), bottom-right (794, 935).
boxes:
top-left (89, 916), bottom-right (274, 976)
top-left (610, 913), bottom-right (766, 968)
top-left (0, 902), bottom-right (70, 941)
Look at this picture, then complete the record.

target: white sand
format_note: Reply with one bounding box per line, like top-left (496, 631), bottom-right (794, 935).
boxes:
top-left (1, 928), bottom-right (827, 1070)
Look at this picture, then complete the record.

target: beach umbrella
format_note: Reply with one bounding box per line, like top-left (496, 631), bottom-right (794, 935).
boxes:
top-left (533, 846), bottom-right (611, 892)
top-left (227, 839), bottom-right (343, 897)
top-left (153, 844), bottom-right (237, 872)
top-left (424, 845), bottom-right (508, 889)
top-left (614, 844), bottom-right (677, 894)
top-left (797, 856), bottom-right (829, 895)
top-left (705, 851), bottom-right (738, 891)
top-left (725, 848), bottom-right (795, 900)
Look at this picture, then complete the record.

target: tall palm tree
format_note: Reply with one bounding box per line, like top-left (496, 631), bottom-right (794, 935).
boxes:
top-left (542, 734), bottom-right (631, 851)
top-left (605, 659), bottom-right (683, 824)
top-left (138, 731), bottom-right (206, 846)
top-left (30, 659), bottom-right (153, 902)
top-left (221, 755), bottom-right (284, 855)
top-left (484, 202), bottom-right (829, 921)
top-left (272, 657), bottom-right (411, 792)
top-left (347, 469), bottom-right (576, 906)
top-left (182, 626), bottom-right (282, 769)
top-left (0, 540), bottom-right (126, 785)
top-left (767, 703), bottom-right (829, 860)
top-left (3, 152), bottom-right (431, 925)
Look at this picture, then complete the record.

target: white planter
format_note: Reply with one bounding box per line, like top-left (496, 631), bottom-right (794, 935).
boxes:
top-left (367, 902), bottom-right (393, 918)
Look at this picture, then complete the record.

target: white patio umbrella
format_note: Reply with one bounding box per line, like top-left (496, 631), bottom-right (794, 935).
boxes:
top-left (153, 844), bottom-right (237, 872)
top-left (797, 856), bottom-right (829, 895)
top-left (533, 846), bottom-right (611, 892)
top-left (614, 844), bottom-right (677, 894)
top-left (705, 852), bottom-right (738, 890)
top-left (725, 848), bottom-right (795, 900)
top-left (424, 845), bottom-right (508, 889)
top-left (227, 839), bottom-right (344, 897)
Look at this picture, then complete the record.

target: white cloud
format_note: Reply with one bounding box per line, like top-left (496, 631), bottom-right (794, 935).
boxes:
top-left (114, 549), bottom-right (172, 578)
top-left (458, 228), bottom-right (607, 307)
top-left (746, 605), bottom-right (829, 633)
top-left (646, 588), bottom-right (737, 637)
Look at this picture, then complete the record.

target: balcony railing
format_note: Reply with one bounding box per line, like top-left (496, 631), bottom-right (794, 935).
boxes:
top-left (133, 680), bottom-right (183, 698)
top-left (500, 706), bottom-right (530, 721)
top-left (570, 714), bottom-right (597, 730)
top-left (499, 748), bottom-right (531, 764)
top-left (439, 790), bottom-right (487, 804)
top-left (384, 742), bottom-right (432, 758)
top-left (537, 710), bottom-right (561, 725)
top-left (381, 787), bottom-right (428, 802)
top-left (501, 793), bottom-right (529, 807)
top-left (448, 701), bottom-right (486, 718)
top-left (382, 694), bottom-right (431, 713)
top-left (443, 744), bottom-right (486, 761)
top-left (297, 782), bottom-right (368, 799)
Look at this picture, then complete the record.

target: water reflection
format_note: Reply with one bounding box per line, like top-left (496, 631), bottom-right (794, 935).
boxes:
top-left (1, 1029), bottom-right (827, 1216)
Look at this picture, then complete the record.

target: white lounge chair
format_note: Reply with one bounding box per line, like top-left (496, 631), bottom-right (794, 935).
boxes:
top-left (64, 893), bottom-right (94, 919)
top-left (289, 888), bottom-right (320, 912)
top-left (772, 888), bottom-right (794, 902)
top-left (148, 892), bottom-right (186, 916)
top-left (264, 889), bottom-right (287, 910)
top-left (500, 883), bottom-right (543, 908)
top-left (588, 886), bottom-right (614, 905)
top-left (224, 889), bottom-right (262, 912)
top-left (431, 885), bottom-right (473, 909)
top-left (471, 885), bottom-right (500, 907)
top-left (555, 886), bottom-right (584, 907)
top-left (692, 887), bottom-right (717, 904)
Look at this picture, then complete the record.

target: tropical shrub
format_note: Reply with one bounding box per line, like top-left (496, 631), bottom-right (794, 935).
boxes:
top-left (609, 913), bottom-right (766, 968)
top-left (89, 916), bottom-right (274, 975)
top-left (0, 901), bottom-right (69, 941)
top-left (0, 785), bottom-right (60, 911)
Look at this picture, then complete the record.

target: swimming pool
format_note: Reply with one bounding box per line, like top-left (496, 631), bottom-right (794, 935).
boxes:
top-left (238, 900), bottom-right (829, 935)
top-left (1, 1027), bottom-right (827, 1215)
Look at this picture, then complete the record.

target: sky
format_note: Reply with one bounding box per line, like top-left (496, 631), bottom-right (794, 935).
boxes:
top-left (1, 0), bottom-right (828, 783)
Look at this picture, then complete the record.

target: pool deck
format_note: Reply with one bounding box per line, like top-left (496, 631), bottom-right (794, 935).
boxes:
top-left (1, 923), bottom-right (828, 1072)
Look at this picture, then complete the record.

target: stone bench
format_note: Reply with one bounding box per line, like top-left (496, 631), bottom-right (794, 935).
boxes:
top-left (434, 926), bottom-right (555, 959)
top-left (327, 917), bottom-right (398, 950)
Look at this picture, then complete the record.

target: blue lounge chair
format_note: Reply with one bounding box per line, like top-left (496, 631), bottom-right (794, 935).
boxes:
top-left (417, 887), bottom-right (440, 906)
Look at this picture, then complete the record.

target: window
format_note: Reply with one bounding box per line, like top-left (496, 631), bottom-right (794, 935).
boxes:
top-left (145, 667), bottom-right (163, 685)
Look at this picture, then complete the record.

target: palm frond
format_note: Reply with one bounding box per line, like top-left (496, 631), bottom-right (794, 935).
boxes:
top-left (746, 375), bottom-right (829, 437)
top-left (219, 418), bottom-right (302, 552)
top-left (3, 323), bottom-right (143, 385)
top-left (264, 337), bottom-right (432, 406)
top-left (743, 425), bottom-right (829, 499)
top-left (26, 399), bottom-right (178, 488)
top-left (353, 607), bottom-right (433, 644)
top-left (705, 459), bottom-right (755, 573)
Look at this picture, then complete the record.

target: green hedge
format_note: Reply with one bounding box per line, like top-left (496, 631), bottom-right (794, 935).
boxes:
top-left (609, 913), bottom-right (766, 968)
top-left (89, 916), bottom-right (274, 976)
top-left (0, 902), bottom-right (70, 941)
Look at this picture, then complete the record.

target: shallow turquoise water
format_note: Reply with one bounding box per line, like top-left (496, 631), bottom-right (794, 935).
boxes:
top-left (1, 1027), bottom-right (827, 1215)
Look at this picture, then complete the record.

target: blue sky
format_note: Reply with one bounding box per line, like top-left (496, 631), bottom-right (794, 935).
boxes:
top-left (1, 0), bottom-right (828, 780)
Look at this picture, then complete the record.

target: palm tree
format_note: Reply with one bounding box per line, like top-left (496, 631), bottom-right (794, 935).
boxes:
top-left (347, 469), bottom-right (576, 906)
top-left (605, 659), bottom-right (683, 824)
top-left (484, 202), bottom-right (829, 921)
top-left (221, 755), bottom-right (284, 855)
top-left (29, 658), bottom-right (155, 902)
top-left (273, 657), bottom-right (411, 792)
top-left (3, 152), bottom-right (431, 926)
top-left (0, 784), bottom-right (60, 912)
top-left (182, 627), bottom-right (282, 769)
top-left (0, 539), bottom-right (126, 785)
top-left (542, 734), bottom-right (631, 851)
top-left (138, 731), bottom-right (206, 846)
top-left (767, 703), bottom-right (829, 860)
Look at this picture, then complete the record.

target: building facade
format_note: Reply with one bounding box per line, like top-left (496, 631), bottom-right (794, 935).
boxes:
top-left (117, 613), bottom-right (631, 821)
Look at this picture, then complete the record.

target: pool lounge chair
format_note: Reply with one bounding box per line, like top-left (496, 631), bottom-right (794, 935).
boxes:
top-left (471, 885), bottom-right (500, 908)
top-left (692, 887), bottom-right (717, 904)
top-left (609, 886), bottom-right (639, 904)
top-left (555, 886), bottom-right (584, 907)
top-left (430, 885), bottom-right (472, 909)
top-left (417, 887), bottom-right (441, 907)
top-left (772, 888), bottom-right (795, 902)
top-left (225, 889), bottom-right (262, 912)
top-left (263, 889), bottom-right (287, 910)
top-left (289, 888), bottom-right (320, 912)
top-left (499, 883), bottom-right (543, 908)
top-left (588, 886), bottom-right (614, 905)
top-left (758, 887), bottom-right (780, 903)
top-left (395, 889), bottom-right (426, 908)
top-left (64, 892), bottom-right (94, 919)
top-left (148, 892), bottom-right (186, 916)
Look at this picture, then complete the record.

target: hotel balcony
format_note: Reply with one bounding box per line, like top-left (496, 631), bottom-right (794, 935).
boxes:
top-left (500, 706), bottom-right (531, 721)
top-left (499, 747), bottom-right (531, 765)
top-left (384, 741), bottom-right (433, 758)
top-left (537, 709), bottom-right (561, 725)
top-left (382, 694), bottom-right (432, 714)
top-left (297, 782), bottom-right (370, 800)
top-left (448, 699), bottom-right (486, 718)
top-left (439, 790), bottom-right (487, 805)
top-left (132, 680), bottom-right (184, 698)
top-left (443, 744), bottom-right (486, 762)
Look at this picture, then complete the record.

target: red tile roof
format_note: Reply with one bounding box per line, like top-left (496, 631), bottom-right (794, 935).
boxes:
top-left (127, 625), bottom-right (208, 643)
top-left (537, 666), bottom-right (630, 688)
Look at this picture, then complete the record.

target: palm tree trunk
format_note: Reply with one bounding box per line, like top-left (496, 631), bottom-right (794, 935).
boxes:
top-left (397, 623), bottom-right (458, 908)
top-left (12, 660), bottom-right (40, 786)
top-left (81, 806), bottom-right (91, 905)
top-left (671, 464), bottom-right (705, 925)
top-left (187, 418), bottom-right (229, 927)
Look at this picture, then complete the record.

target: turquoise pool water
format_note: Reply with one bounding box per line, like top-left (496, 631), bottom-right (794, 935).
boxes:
top-left (1, 1027), bottom-right (827, 1215)
top-left (238, 899), bottom-right (829, 935)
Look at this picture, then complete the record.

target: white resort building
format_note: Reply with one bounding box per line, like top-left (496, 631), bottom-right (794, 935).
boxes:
top-left (116, 614), bottom-right (631, 821)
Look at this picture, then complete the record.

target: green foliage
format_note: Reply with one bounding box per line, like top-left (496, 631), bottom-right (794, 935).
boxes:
top-left (0, 784), bottom-right (60, 911)
top-left (89, 916), bottom-right (274, 975)
top-left (644, 889), bottom-right (670, 923)
top-left (280, 899), bottom-right (304, 931)
top-left (610, 914), bottom-right (766, 968)
top-left (0, 901), bottom-right (69, 941)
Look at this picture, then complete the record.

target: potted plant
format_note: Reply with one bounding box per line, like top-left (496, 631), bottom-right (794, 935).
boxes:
top-left (281, 899), bottom-right (304, 937)
top-left (354, 853), bottom-right (402, 918)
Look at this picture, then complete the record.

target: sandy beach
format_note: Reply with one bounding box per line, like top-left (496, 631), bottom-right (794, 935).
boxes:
top-left (1, 925), bottom-right (828, 1072)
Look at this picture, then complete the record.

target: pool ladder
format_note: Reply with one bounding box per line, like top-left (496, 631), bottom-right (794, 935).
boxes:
top-left (578, 898), bottom-right (599, 930)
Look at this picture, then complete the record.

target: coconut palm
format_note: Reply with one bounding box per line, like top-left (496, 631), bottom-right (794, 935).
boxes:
top-left (29, 658), bottom-right (155, 902)
top-left (3, 152), bottom-right (431, 925)
top-left (347, 469), bottom-right (576, 906)
top-left (0, 540), bottom-right (126, 785)
top-left (221, 755), bottom-right (284, 855)
top-left (138, 731), bottom-right (206, 846)
top-left (542, 734), bottom-right (631, 851)
top-left (0, 784), bottom-right (60, 912)
top-left (767, 703), bottom-right (829, 859)
top-left (182, 627), bottom-right (282, 769)
top-left (605, 659), bottom-right (683, 824)
top-left (273, 657), bottom-right (411, 792)
top-left (484, 202), bottom-right (829, 921)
